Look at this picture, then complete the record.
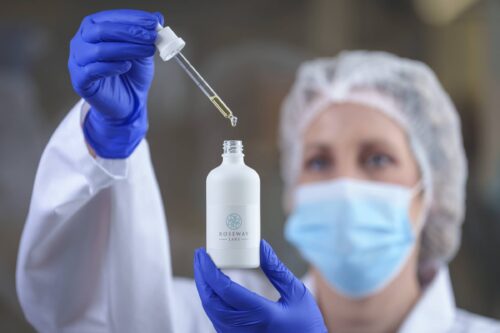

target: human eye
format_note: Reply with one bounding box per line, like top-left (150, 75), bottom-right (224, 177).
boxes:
top-left (363, 152), bottom-right (395, 170)
top-left (304, 153), bottom-right (332, 172)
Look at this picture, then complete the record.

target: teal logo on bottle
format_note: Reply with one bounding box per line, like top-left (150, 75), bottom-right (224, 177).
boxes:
top-left (226, 213), bottom-right (242, 230)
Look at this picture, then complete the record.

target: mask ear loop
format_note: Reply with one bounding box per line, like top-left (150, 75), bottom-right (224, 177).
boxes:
top-left (409, 180), bottom-right (427, 236)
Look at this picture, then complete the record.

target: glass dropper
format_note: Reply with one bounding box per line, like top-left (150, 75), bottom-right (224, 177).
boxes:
top-left (174, 53), bottom-right (237, 127)
top-left (155, 24), bottom-right (237, 127)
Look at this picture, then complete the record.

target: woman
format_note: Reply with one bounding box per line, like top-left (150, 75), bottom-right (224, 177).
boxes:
top-left (16, 9), bottom-right (499, 333)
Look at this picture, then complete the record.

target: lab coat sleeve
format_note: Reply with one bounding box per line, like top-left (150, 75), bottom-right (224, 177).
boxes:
top-left (16, 100), bottom-right (176, 333)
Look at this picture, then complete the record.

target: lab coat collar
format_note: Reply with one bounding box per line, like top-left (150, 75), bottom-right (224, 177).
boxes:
top-left (301, 267), bottom-right (456, 333)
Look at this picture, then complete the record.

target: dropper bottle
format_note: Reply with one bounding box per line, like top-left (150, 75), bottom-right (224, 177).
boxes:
top-left (206, 140), bottom-right (261, 268)
top-left (155, 24), bottom-right (238, 127)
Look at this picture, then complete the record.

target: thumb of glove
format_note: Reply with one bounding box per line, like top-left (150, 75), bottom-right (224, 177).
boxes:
top-left (260, 239), bottom-right (307, 303)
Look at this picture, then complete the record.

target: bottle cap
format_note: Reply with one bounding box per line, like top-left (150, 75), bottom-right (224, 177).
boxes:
top-left (155, 24), bottom-right (186, 61)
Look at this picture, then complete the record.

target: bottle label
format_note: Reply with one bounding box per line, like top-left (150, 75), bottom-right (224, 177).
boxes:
top-left (207, 204), bottom-right (260, 249)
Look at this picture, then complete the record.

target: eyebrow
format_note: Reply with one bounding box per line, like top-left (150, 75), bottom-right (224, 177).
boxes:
top-left (358, 138), bottom-right (399, 152)
top-left (303, 143), bottom-right (331, 152)
top-left (303, 138), bottom-right (398, 152)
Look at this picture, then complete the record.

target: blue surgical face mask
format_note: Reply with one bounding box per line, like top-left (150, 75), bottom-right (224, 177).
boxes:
top-left (284, 178), bottom-right (421, 299)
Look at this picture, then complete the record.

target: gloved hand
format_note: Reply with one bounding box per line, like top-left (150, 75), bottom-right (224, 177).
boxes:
top-left (194, 239), bottom-right (327, 333)
top-left (68, 9), bottom-right (163, 158)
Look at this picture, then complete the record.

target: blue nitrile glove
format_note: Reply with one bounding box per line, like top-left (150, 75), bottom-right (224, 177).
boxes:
top-left (194, 239), bottom-right (328, 333)
top-left (68, 9), bottom-right (164, 158)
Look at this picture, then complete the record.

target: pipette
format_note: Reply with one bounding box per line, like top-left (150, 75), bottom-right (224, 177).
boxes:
top-left (155, 24), bottom-right (238, 127)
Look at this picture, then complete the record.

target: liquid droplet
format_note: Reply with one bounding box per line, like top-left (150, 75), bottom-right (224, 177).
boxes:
top-left (230, 116), bottom-right (238, 127)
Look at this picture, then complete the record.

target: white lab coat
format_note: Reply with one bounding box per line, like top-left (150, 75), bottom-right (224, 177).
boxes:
top-left (17, 100), bottom-right (500, 333)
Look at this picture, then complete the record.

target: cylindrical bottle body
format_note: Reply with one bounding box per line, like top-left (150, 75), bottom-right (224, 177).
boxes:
top-left (206, 156), bottom-right (260, 268)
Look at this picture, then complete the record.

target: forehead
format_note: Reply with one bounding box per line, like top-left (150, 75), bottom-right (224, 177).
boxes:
top-left (303, 102), bottom-right (409, 147)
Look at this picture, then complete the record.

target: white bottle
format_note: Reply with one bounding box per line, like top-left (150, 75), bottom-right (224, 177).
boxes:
top-left (206, 140), bottom-right (260, 268)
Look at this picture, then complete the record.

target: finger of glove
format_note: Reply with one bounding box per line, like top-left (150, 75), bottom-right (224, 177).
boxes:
top-left (194, 249), bottom-right (228, 308)
top-left (196, 248), bottom-right (265, 310)
top-left (82, 21), bottom-right (157, 45)
top-left (195, 250), bottom-right (270, 329)
top-left (194, 249), bottom-right (239, 320)
top-left (71, 61), bottom-right (132, 96)
top-left (86, 9), bottom-right (161, 29)
top-left (260, 239), bottom-right (305, 302)
top-left (73, 41), bottom-right (155, 66)
top-left (152, 12), bottom-right (164, 26)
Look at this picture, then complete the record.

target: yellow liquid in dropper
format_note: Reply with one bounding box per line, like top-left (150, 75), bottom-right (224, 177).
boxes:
top-left (210, 95), bottom-right (238, 127)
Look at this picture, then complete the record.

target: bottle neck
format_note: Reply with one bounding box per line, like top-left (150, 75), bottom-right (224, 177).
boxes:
top-left (222, 153), bottom-right (245, 164)
top-left (222, 140), bottom-right (244, 163)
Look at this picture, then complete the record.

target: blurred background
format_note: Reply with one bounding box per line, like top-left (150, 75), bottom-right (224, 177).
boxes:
top-left (1, 0), bottom-right (500, 331)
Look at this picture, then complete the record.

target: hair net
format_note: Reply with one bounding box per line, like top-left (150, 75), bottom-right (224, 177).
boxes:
top-left (279, 50), bottom-right (468, 270)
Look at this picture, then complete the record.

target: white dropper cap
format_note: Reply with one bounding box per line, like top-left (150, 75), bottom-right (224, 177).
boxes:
top-left (155, 23), bottom-right (186, 61)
